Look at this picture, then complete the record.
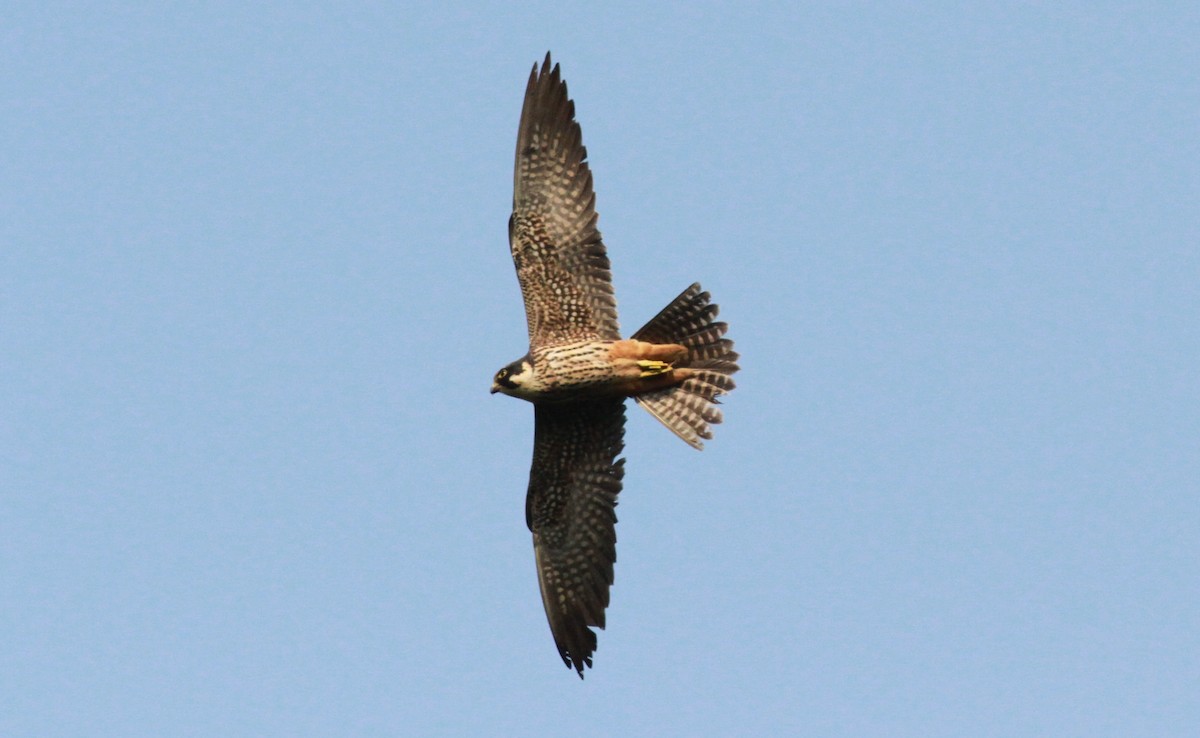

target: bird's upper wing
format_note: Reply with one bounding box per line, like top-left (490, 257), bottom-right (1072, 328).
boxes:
top-left (525, 398), bottom-right (626, 677)
top-left (509, 53), bottom-right (620, 348)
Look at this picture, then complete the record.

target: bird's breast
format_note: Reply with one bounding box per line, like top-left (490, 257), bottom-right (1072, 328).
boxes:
top-left (531, 341), bottom-right (622, 398)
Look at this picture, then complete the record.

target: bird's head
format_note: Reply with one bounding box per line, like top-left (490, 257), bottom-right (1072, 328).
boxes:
top-left (491, 356), bottom-right (535, 398)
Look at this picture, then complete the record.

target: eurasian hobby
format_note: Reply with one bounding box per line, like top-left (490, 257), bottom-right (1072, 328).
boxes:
top-left (491, 53), bottom-right (739, 678)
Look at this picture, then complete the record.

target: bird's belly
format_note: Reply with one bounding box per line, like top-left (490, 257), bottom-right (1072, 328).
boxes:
top-left (532, 342), bottom-right (622, 398)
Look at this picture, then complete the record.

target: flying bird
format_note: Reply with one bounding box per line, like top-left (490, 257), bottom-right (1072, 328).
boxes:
top-left (491, 53), bottom-right (740, 678)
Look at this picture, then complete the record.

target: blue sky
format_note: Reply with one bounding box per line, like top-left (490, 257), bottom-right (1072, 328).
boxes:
top-left (2, 3), bottom-right (1197, 736)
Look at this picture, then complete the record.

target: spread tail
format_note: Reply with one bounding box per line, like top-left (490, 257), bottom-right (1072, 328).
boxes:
top-left (631, 283), bottom-right (739, 449)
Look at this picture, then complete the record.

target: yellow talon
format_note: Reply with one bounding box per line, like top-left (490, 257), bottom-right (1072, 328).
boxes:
top-left (636, 360), bottom-right (672, 377)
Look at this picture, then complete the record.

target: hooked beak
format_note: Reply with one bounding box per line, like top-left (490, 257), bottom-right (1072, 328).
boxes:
top-left (490, 383), bottom-right (499, 394)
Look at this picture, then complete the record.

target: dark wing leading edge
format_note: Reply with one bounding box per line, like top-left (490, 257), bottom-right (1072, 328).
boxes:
top-left (510, 53), bottom-right (620, 348)
top-left (525, 399), bottom-right (626, 677)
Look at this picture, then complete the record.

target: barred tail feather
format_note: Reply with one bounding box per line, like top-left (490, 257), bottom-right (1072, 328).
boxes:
top-left (632, 283), bottom-right (739, 449)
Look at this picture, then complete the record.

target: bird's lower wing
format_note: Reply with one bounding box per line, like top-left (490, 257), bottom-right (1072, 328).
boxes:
top-left (510, 54), bottom-right (620, 347)
top-left (525, 399), bottom-right (626, 677)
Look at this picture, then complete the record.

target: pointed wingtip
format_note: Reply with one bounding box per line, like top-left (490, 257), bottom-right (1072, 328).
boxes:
top-left (559, 648), bottom-right (590, 679)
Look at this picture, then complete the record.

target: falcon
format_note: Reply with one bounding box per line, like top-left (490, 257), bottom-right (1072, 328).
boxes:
top-left (491, 53), bottom-right (740, 678)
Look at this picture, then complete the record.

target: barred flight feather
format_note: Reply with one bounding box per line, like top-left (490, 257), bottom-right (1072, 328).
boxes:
top-left (632, 284), bottom-right (740, 449)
